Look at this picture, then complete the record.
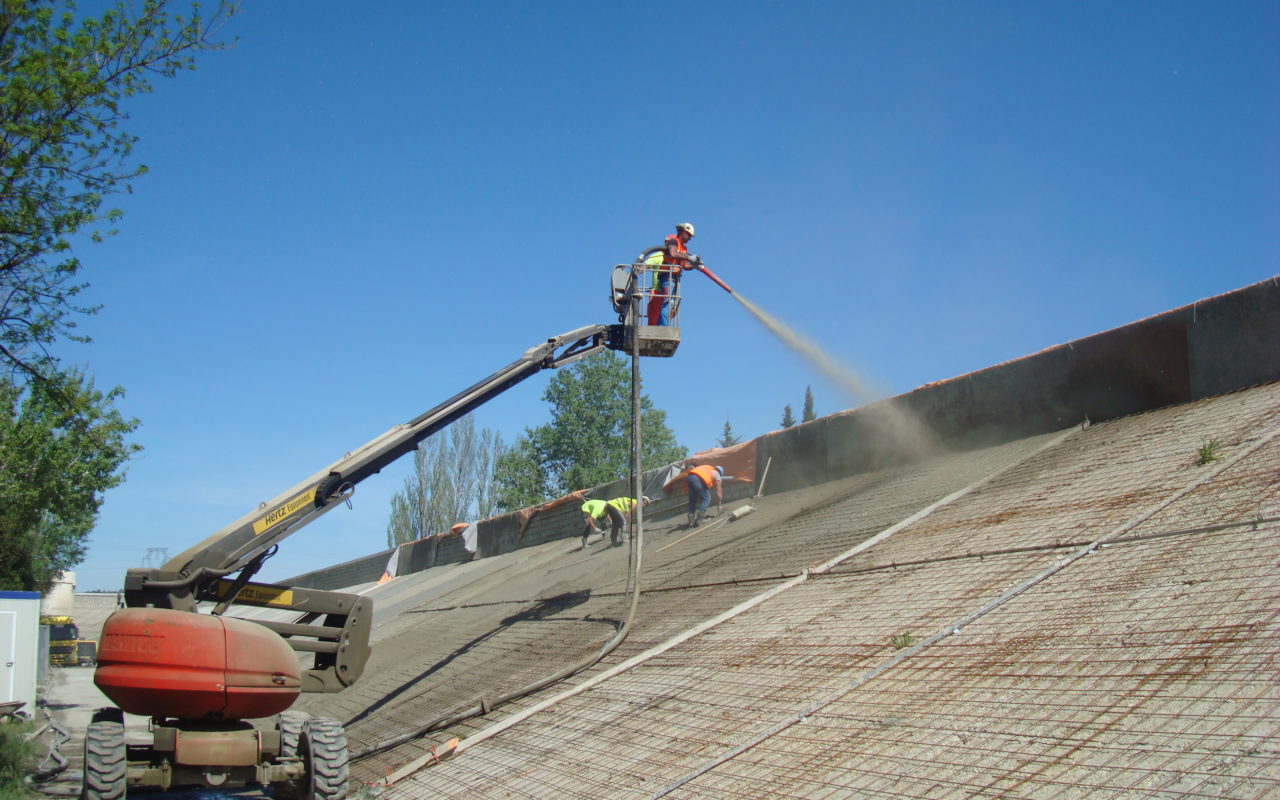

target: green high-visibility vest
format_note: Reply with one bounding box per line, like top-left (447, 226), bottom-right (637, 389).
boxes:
top-left (644, 248), bottom-right (666, 289)
top-left (607, 497), bottom-right (637, 514)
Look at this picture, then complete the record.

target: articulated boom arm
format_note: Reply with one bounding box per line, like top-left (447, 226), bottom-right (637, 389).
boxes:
top-left (119, 323), bottom-right (617, 692)
top-left (124, 323), bottom-right (615, 611)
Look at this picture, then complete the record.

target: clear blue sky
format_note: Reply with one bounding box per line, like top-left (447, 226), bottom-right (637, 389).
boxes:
top-left (61, 1), bottom-right (1278, 590)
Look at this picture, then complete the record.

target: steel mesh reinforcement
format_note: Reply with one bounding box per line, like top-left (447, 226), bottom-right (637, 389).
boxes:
top-left (353, 383), bottom-right (1278, 798)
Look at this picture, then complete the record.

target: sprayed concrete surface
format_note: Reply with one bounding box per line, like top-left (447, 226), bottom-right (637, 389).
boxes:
top-left (280, 382), bottom-right (1276, 798)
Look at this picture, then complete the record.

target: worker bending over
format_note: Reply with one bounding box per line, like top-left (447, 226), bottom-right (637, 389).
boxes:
top-left (685, 464), bottom-right (726, 527)
top-left (646, 222), bottom-right (704, 326)
top-left (581, 496), bottom-right (651, 548)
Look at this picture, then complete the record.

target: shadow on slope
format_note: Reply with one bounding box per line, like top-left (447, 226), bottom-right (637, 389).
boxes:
top-left (343, 589), bottom-right (601, 726)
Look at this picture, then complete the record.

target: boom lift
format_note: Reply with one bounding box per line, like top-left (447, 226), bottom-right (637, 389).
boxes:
top-left (610, 246), bottom-right (733, 356)
top-left (85, 319), bottom-right (667, 799)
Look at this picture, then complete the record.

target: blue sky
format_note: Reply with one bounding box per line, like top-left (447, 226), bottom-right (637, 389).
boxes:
top-left (60, 1), bottom-right (1278, 590)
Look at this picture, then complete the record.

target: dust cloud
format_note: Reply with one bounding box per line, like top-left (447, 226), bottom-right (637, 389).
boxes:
top-left (733, 292), bottom-right (936, 459)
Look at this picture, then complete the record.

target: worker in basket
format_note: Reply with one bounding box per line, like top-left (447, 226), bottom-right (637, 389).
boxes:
top-left (646, 222), bottom-right (704, 326)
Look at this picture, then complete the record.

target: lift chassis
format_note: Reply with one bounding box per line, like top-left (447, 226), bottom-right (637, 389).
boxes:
top-left (86, 322), bottom-right (646, 800)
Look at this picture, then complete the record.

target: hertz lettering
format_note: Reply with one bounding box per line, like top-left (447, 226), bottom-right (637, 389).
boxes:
top-left (216, 580), bottom-right (295, 607)
top-left (252, 488), bottom-right (317, 535)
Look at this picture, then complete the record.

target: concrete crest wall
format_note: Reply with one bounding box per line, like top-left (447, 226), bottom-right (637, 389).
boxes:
top-left (760, 277), bottom-right (1278, 494)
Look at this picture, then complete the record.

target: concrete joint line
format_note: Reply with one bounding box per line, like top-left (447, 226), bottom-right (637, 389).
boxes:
top-left (1095, 420), bottom-right (1279, 546)
top-left (648, 420), bottom-right (1280, 799)
top-left (413, 428), bottom-right (1084, 788)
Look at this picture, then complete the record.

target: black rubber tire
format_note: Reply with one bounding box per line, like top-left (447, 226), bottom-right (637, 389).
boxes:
top-left (298, 718), bottom-right (349, 800)
top-left (81, 721), bottom-right (126, 800)
top-left (270, 710), bottom-right (312, 798)
top-left (278, 710), bottom-right (310, 757)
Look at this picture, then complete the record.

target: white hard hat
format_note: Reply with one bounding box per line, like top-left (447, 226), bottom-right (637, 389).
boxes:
top-left (676, 222), bottom-right (696, 237)
top-left (642, 496), bottom-right (652, 505)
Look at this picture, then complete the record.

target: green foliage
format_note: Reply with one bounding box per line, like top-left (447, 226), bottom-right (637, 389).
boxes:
top-left (0, 0), bottom-right (236, 379)
top-left (802, 385), bottom-right (816, 422)
top-left (492, 432), bottom-right (550, 513)
top-left (1195, 437), bottom-right (1221, 466)
top-left (780, 403), bottom-right (795, 429)
top-left (493, 351), bottom-right (686, 511)
top-left (890, 631), bottom-right (916, 650)
top-left (716, 418), bottom-right (740, 448)
top-left (386, 415), bottom-right (502, 547)
top-left (0, 370), bottom-right (139, 591)
top-left (0, 717), bottom-right (38, 797)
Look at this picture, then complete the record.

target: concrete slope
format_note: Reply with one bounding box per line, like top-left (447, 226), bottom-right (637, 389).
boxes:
top-left (292, 381), bottom-right (1277, 798)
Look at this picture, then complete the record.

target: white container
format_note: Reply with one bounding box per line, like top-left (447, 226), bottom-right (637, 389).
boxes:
top-left (0, 591), bottom-right (42, 714)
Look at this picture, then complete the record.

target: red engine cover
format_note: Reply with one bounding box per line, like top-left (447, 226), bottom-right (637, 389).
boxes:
top-left (94, 607), bottom-right (301, 720)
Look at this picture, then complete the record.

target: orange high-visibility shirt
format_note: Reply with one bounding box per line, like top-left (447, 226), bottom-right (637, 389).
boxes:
top-left (689, 465), bottom-right (719, 488)
top-left (664, 234), bottom-right (689, 276)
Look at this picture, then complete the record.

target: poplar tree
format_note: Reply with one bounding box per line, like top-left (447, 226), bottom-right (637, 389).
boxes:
top-left (781, 404), bottom-right (795, 429)
top-left (385, 415), bottom-right (502, 548)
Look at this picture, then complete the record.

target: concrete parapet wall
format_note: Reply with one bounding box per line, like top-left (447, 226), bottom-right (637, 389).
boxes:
top-left (434, 532), bottom-right (472, 565)
top-left (400, 536), bottom-right (436, 574)
top-left (501, 500), bottom-right (582, 551)
top-left (1186, 279), bottom-right (1280, 397)
top-left (289, 277), bottom-right (1278, 589)
top-left (288, 549), bottom-right (390, 591)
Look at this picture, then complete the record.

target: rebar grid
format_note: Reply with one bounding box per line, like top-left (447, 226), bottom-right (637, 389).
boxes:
top-left (672, 525), bottom-right (1278, 800)
top-left (852, 386), bottom-right (1279, 573)
top-left (346, 430), bottom-right (1064, 781)
top-left (383, 521), bottom-right (1277, 799)
top-left (345, 580), bottom-right (779, 784)
top-left (374, 385), bottom-right (1278, 799)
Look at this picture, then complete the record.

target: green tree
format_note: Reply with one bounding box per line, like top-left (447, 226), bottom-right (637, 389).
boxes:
top-left (1, 0), bottom-right (236, 380)
top-left (0, 371), bottom-right (139, 591)
top-left (491, 432), bottom-right (549, 513)
top-left (802, 385), bottom-right (816, 422)
top-left (781, 403), bottom-right (795, 429)
top-left (386, 415), bottom-right (502, 548)
top-left (717, 418), bottom-right (740, 448)
top-left (493, 351), bottom-right (686, 511)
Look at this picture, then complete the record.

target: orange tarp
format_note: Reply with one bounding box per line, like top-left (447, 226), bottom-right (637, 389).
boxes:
top-left (662, 439), bottom-right (758, 496)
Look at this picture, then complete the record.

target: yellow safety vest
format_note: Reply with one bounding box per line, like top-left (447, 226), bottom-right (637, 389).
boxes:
top-left (644, 248), bottom-right (666, 289)
top-left (607, 497), bottom-right (638, 514)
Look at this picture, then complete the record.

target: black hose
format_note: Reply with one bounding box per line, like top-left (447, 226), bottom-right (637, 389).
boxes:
top-left (351, 296), bottom-right (650, 763)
